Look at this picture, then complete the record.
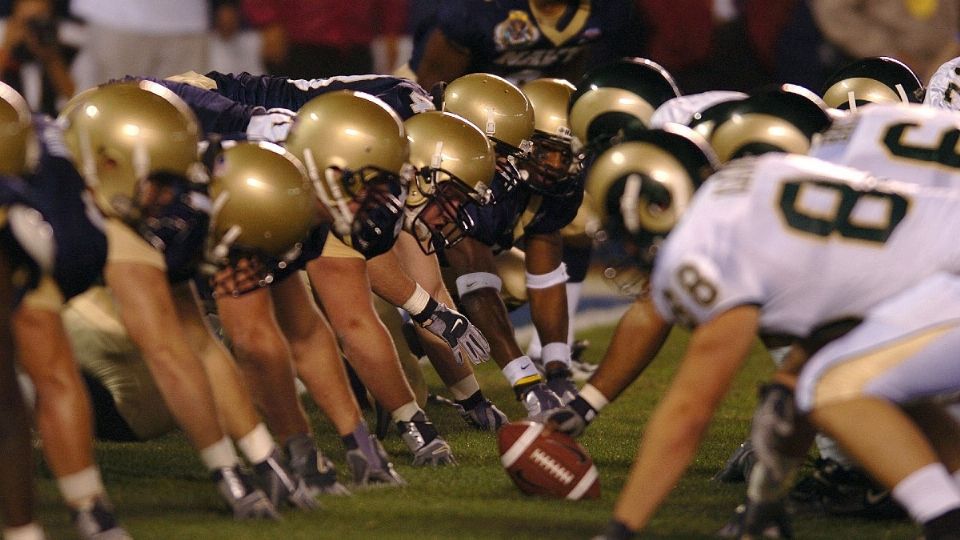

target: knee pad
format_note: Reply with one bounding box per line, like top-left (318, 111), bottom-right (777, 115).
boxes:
top-left (456, 272), bottom-right (502, 297)
top-left (525, 263), bottom-right (568, 290)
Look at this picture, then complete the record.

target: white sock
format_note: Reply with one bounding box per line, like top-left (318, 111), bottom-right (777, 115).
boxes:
top-left (391, 401), bottom-right (423, 423)
top-left (237, 423), bottom-right (275, 464)
top-left (502, 356), bottom-right (541, 387)
top-left (199, 436), bottom-right (239, 471)
top-left (3, 522), bottom-right (46, 540)
top-left (892, 462), bottom-right (960, 523)
top-left (449, 375), bottom-right (480, 401)
top-left (57, 466), bottom-right (104, 510)
top-left (542, 342), bottom-right (571, 370)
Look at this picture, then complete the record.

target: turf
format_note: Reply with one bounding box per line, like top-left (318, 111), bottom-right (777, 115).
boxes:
top-left (34, 325), bottom-right (920, 539)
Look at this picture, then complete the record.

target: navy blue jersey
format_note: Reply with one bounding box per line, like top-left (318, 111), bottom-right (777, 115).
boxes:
top-left (133, 77), bottom-right (265, 137)
top-left (459, 173), bottom-right (583, 253)
top-left (1, 117), bottom-right (108, 302)
top-left (410, 0), bottom-right (646, 85)
top-left (205, 71), bottom-right (435, 120)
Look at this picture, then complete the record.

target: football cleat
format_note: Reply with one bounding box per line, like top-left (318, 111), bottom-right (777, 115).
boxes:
top-left (457, 398), bottom-right (509, 431)
top-left (211, 465), bottom-right (281, 520)
top-left (570, 340), bottom-right (598, 381)
top-left (397, 411), bottom-right (457, 466)
top-left (253, 448), bottom-right (321, 511)
top-left (789, 458), bottom-right (905, 519)
top-left (545, 368), bottom-right (579, 404)
top-left (713, 439), bottom-right (758, 483)
top-left (284, 435), bottom-right (351, 497)
top-left (717, 498), bottom-right (793, 539)
top-left (346, 434), bottom-right (407, 487)
top-left (518, 382), bottom-right (563, 420)
top-left (71, 496), bottom-right (131, 540)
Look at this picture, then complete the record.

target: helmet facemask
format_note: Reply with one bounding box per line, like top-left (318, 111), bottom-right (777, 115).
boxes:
top-left (349, 167), bottom-right (409, 258)
top-left (517, 130), bottom-right (582, 196)
top-left (411, 167), bottom-right (480, 254)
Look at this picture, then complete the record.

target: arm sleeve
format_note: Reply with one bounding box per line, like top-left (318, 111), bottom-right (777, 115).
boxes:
top-left (144, 77), bottom-right (261, 136)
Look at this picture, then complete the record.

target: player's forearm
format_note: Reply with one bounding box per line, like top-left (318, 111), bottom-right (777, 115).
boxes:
top-left (613, 393), bottom-right (711, 531)
top-left (588, 298), bottom-right (670, 403)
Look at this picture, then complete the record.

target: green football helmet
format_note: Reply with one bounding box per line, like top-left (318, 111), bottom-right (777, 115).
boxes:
top-left (691, 84), bottom-right (832, 164)
top-left (569, 57), bottom-right (681, 154)
top-left (821, 56), bottom-right (923, 110)
top-left (586, 125), bottom-right (717, 287)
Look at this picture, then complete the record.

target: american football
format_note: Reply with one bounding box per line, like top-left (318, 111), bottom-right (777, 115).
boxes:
top-left (498, 420), bottom-right (600, 500)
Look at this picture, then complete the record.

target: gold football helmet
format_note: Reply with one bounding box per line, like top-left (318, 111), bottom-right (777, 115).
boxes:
top-left (520, 78), bottom-right (582, 196)
top-left (443, 73), bottom-right (535, 152)
top-left (60, 80), bottom-right (204, 219)
top-left (586, 125), bottom-right (717, 284)
top-left (404, 110), bottom-right (496, 253)
top-left (284, 90), bottom-right (409, 258)
top-left (0, 82), bottom-right (36, 176)
top-left (208, 141), bottom-right (317, 264)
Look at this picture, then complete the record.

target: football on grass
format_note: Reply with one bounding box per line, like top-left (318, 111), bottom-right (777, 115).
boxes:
top-left (497, 420), bottom-right (600, 500)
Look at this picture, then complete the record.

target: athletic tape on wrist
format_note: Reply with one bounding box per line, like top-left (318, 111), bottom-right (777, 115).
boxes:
top-left (579, 384), bottom-right (609, 412)
top-left (401, 283), bottom-right (432, 315)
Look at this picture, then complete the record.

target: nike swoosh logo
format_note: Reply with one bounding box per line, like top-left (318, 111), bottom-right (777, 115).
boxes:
top-left (451, 319), bottom-right (464, 333)
top-left (520, 363), bottom-right (531, 370)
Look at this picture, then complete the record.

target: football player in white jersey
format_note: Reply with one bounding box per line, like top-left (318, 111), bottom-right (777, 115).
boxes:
top-left (580, 96), bottom-right (960, 539)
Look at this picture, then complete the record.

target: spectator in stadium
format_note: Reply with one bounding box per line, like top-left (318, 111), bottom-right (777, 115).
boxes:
top-left (635, 0), bottom-right (795, 94)
top-left (68, 0), bottom-right (209, 92)
top-left (241, 0), bottom-right (408, 78)
top-left (410, 0), bottom-right (646, 89)
top-left (809, 0), bottom-right (960, 82)
top-left (207, 0), bottom-right (264, 75)
top-left (0, 0), bottom-right (74, 115)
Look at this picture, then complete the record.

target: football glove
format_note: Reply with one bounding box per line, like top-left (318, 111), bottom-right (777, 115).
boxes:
top-left (419, 302), bottom-right (491, 365)
top-left (751, 383), bottom-right (802, 484)
top-left (544, 394), bottom-right (597, 437)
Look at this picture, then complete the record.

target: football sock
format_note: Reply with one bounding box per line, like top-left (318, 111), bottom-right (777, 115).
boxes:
top-left (199, 436), bottom-right (239, 471)
top-left (892, 463), bottom-right (960, 523)
top-left (57, 466), bottom-right (104, 511)
top-left (391, 401), bottom-right (423, 423)
top-left (237, 423), bottom-right (275, 465)
top-left (449, 375), bottom-right (480, 401)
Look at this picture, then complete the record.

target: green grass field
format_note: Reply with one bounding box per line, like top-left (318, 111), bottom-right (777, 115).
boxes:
top-left (34, 324), bottom-right (920, 539)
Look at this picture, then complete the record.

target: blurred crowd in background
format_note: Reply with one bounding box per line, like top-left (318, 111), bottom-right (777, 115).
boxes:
top-left (0, 0), bottom-right (957, 119)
